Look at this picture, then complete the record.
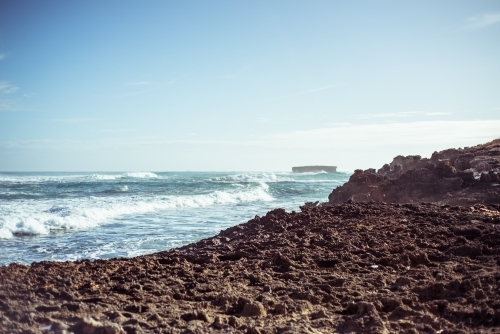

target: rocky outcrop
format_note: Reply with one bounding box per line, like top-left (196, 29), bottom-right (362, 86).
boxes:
top-left (1, 202), bottom-right (500, 333)
top-left (292, 166), bottom-right (337, 173)
top-left (329, 139), bottom-right (500, 206)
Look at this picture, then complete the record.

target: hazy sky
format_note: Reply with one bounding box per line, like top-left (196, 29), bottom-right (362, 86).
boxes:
top-left (0, 1), bottom-right (499, 172)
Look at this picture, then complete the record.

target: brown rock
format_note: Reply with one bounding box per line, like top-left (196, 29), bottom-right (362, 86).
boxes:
top-left (329, 138), bottom-right (500, 206)
top-left (242, 301), bottom-right (266, 317)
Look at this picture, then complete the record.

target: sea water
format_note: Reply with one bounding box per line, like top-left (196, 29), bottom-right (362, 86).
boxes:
top-left (0, 171), bottom-right (349, 265)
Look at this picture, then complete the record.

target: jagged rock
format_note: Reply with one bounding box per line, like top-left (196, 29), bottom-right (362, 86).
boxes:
top-left (329, 139), bottom-right (500, 205)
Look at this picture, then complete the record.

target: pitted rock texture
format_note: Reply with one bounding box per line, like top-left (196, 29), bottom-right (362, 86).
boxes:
top-left (329, 139), bottom-right (500, 206)
top-left (1, 202), bottom-right (500, 333)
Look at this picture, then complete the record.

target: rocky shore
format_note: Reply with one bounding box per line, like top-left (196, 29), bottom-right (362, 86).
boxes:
top-left (1, 140), bottom-right (500, 334)
top-left (329, 139), bottom-right (500, 206)
top-left (1, 201), bottom-right (499, 333)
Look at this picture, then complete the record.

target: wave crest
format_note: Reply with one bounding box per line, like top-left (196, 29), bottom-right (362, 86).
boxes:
top-left (0, 183), bottom-right (272, 239)
top-left (211, 172), bottom-right (294, 183)
top-left (125, 172), bottom-right (158, 178)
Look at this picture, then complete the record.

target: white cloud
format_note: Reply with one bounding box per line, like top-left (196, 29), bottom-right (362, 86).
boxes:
top-left (0, 54), bottom-right (6, 61)
top-left (0, 81), bottom-right (19, 94)
top-left (4, 120), bottom-right (499, 151)
top-left (463, 12), bottom-right (500, 30)
top-left (2, 120), bottom-right (498, 171)
top-left (261, 120), bottom-right (500, 149)
top-left (0, 99), bottom-right (36, 112)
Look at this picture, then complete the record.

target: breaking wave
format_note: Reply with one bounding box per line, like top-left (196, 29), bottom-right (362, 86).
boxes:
top-left (210, 172), bottom-right (294, 183)
top-left (0, 183), bottom-right (272, 239)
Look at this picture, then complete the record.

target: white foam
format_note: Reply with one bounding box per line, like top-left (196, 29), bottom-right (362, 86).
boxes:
top-left (211, 172), bottom-right (294, 183)
top-left (0, 175), bottom-right (84, 184)
top-left (125, 172), bottom-right (158, 178)
top-left (0, 227), bottom-right (13, 239)
top-left (0, 184), bottom-right (273, 238)
top-left (89, 174), bottom-right (118, 180)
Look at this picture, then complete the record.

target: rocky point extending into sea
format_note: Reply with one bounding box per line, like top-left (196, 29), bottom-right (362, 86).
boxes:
top-left (1, 139), bottom-right (499, 334)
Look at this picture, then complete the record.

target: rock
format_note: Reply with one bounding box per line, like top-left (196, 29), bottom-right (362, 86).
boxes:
top-left (2, 199), bottom-right (500, 333)
top-left (242, 301), bottom-right (266, 317)
top-left (228, 316), bottom-right (240, 328)
top-left (329, 139), bottom-right (500, 206)
top-left (69, 317), bottom-right (124, 334)
top-left (275, 303), bottom-right (287, 315)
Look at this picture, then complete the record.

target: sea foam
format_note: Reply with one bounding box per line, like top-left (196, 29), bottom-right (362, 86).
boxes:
top-left (0, 183), bottom-right (272, 239)
top-left (211, 172), bottom-right (294, 183)
top-left (125, 172), bottom-right (158, 178)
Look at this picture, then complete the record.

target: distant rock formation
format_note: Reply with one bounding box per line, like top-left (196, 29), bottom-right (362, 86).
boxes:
top-left (292, 165), bottom-right (337, 173)
top-left (328, 139), bottom-right (500, 206)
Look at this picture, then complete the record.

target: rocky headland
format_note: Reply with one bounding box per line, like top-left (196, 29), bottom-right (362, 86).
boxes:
top-left (329, 139), bottom-right (500, 206)
top-left (1, 140), bottom-right (500, 334)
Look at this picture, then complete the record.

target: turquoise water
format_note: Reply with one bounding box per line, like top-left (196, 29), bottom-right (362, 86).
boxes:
top-left (0, 171), bottom-right (349, 265)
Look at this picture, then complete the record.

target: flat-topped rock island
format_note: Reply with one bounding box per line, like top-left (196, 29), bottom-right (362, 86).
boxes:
top-left (292, 165), bottom-right (337, 173)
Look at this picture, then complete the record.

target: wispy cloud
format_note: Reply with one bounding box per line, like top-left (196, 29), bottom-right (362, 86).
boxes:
top-left (0, 99), bottom-right (38, 112)
top-left (113, 74), bottom-right (187, 99)
top-left (0, 101), bottom-right (20, 112)
top-left (463, 12), bottom-right (500, 30)
top-left (2, 120), bottom-right (498, 152)
top-left (0, 81), bottom-right (19, 94)
top-left (261, 120), bottom-right (500, 149)
top-left (0, 54), bottom-right (7, 61)
top-left (51, 118), bottom-right (98, 123)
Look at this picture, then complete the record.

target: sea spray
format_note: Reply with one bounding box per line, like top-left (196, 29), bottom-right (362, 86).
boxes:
top-left (0, 171), bottom-right (349, 265)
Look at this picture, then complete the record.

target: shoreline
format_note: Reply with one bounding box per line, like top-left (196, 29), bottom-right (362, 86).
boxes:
top-left (1, 201), bottom-right (499, 333)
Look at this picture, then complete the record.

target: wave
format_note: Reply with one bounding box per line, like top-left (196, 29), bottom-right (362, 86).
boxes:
top-left (0, 172), bottom-right (159, 184)
top-left (211, 172), bottom-right (294, 183)
top-left (103, 185), bottom-right (129, 193)
top-left (124, 172), bottom-right (158, 179)
top-left (0, 183), bottom-right (272, 239)
top-left (89, 174), bottom-right (118, 180)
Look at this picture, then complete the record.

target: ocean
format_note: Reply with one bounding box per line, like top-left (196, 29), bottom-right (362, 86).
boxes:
top-left (0, 171), bottom-right (349, 266)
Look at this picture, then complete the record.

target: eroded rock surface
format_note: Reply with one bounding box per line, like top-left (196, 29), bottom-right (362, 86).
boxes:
top-left (329, 139), bottom-right (500, 206)
top-left (1, 202), bottom-right (500, 333)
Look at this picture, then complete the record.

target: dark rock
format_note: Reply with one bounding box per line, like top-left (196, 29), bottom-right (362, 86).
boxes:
top-left (329, 139), bottom-right (500, 206)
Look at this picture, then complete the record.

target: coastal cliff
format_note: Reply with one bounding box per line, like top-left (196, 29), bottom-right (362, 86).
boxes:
top-left (329, 139), bottom-right (500, 206)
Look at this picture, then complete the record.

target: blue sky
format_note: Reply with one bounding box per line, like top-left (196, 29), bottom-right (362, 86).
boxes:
top-left (0, 1), bottom-right (499, 171)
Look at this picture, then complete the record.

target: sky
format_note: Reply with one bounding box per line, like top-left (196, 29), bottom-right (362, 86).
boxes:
top-left (0, 1), bottom-right (499, 172)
